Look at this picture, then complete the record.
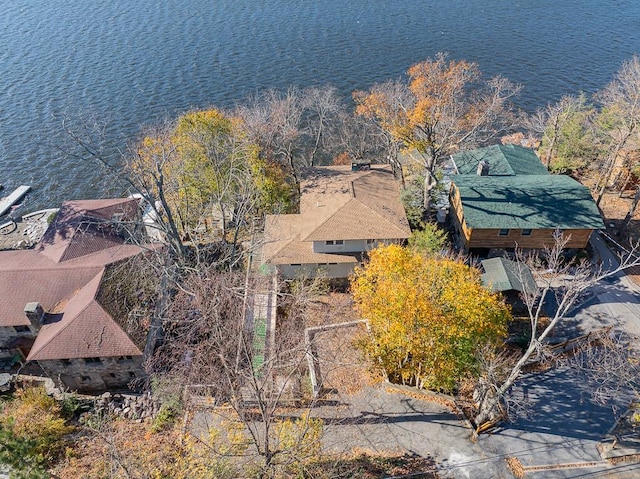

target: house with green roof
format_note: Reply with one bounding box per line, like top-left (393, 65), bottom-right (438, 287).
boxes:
top-left (449, 145), bottom-right (604, 252)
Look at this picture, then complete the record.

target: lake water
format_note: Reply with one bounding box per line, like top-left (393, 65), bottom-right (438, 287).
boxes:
top-left (1, 0), bottom-right (639, 211)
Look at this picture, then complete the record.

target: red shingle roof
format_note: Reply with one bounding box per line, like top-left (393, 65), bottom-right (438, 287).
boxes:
top-left (27, 272), bottom-right (141, 360)
top-left (38, 198), bottom-right (139, 263)
top-left (0, 198), bottom-right (148, 360)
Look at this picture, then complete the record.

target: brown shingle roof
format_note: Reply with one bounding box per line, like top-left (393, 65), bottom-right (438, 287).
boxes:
top-left (0, 244), bottom-right (146, 328)
top-left (299, 165), bottom-right (410, 241)
top-left (0, 198), bottom-right (148, 360)
top-left (38, 198), bottom-right (139, 263)
top-left (0, 264), bottom-right (102, 327)
top-left (27, 272), bottom-right (141, 360)
top-left (262, 165), bottom-right (410, 266)
top-left (263, 215), bottom-right (357, 265)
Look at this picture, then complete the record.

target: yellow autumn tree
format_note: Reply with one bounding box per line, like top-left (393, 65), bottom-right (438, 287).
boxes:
top-left (129, 108), bottom-right (294, 250)
top-left (351, 245), bottom-right (510, 392)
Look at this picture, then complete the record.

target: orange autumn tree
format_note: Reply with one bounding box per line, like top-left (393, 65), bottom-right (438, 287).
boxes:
top-left (351, 245), bottom-right (510, 392)
top-left (354, 53), bottom-right (520, 213)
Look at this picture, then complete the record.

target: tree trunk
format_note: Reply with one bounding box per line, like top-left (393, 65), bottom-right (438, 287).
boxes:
top-left (543, 125), bottom-right (559, 170)
top-left (618, 185), bottom-right (640, 236)
top-left (423, 175), bottom-right (432, 214)
top-left (474, 340), bottom-right (536, 427)
top-left (618, 169), bottom-right (632, 197)
top-left (596, 129), bottom-right (633, 206)
top-left (596, 154), bottom-right (618, 207)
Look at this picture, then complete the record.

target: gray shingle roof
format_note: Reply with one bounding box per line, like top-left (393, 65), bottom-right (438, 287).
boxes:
top-left (481, 257), bottom-right (537, 293)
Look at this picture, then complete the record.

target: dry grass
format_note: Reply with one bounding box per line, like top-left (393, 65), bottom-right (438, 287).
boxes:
top-left (304, 292), bottom-right (359, 328)
top-left (305, 293), bottom-right (379, 395)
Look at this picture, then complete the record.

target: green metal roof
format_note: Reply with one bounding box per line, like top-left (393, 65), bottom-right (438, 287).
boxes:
top-left (452, 144), bottom-right (549, 176)
top-left (452, 174), bottom-right (605, 230)
top-left (481, 257), bottom-right (537, 293)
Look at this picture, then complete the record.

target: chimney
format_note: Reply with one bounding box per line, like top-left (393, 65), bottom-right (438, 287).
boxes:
top-left (477, 160), bottom-right (490, 176)
top-left (351, 162), bottom-right (371, 171)
top-left (24, 302), bottom-right (45, 331)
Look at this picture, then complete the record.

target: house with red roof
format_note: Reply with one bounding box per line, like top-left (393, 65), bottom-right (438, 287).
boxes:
top-left (0, 198), bottom-right (157, 392)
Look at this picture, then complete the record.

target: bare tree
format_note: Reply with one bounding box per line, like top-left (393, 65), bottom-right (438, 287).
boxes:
top-left (329, 110), bottom-right (394, 165)
top-left (525, 94), bottom-right (597, 171)
top-left (236, 86), bottom-right (353, 192)
top-left (594, 55), bottom-right (640, 207)
top-left (299, 85), bottom-right (344, 167)
top-left (236, 88), bottom-right (306, 190)
top-left (474, 232), bottom-right (640, 428)
top-left (563, 330), bottom-right (640, 408)
top-left (148, 267), bottom-right (332, 477)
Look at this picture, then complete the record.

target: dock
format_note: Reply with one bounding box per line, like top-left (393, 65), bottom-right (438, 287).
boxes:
top-left (0, 185), bottom-right (31, 216)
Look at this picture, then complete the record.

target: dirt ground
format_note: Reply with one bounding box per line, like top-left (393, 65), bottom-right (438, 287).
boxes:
top-left (305, 293), bottom-right (379, 396)
top-left (596, 190), bottom-right (640, 285)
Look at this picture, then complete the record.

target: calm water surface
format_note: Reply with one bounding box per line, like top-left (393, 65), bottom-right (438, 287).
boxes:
top-left (1, 0), bottom-right (639, 210)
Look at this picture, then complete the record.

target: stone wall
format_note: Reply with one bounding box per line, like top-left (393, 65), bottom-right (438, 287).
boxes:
top-left (38, 355), bottom-right (145, 393)
top-left (95, 391), bottom-right (161, 421)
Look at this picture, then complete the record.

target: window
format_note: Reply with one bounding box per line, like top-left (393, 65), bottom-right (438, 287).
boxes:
top-left (60, 359), bottom-right (71, 368)
top-left (129, 372), bottom-right (136, 378)
top-left (14, 325), bottom-right (30, 333)
top-left (81, 375), bottom-right (91, 382)
top-left (84, 357), bottom-right (102, 365)
top-left (325, 240), bottom-right (344, 245)
top-left (498, 229), bottom-right (510, 236)
top-left (521, 229), bottom-right (532, 236)
top-left (117, 355), bottom-right (133, 363)
top-left (366, 239), bottom-right (375, 244)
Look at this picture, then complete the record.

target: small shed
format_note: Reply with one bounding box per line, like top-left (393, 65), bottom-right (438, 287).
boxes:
top-left (481, 257), bottom-right (536, 294)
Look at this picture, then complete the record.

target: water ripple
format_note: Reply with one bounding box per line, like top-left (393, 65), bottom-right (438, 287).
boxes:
top-left (0, 0), bottom-right (639, 210)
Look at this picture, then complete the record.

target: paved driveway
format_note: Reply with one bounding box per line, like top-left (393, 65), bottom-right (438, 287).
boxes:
top-left (478, 232), bottom-right (640, 478)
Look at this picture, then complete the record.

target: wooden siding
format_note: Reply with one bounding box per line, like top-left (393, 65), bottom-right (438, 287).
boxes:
top-left (449, 186), bottom-right (474, 245)
top-left (450, 185), bottom-right (594, 250)
top-left (466, 228), bottom-right (593, 249)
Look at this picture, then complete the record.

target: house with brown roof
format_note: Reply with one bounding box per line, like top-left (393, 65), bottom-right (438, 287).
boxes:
top-left (262, 164), bottom-right (411, 279)
top-left (0, 198), bottom-right (156, 392)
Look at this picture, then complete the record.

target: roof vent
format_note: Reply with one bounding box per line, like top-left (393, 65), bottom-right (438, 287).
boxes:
top-left (477, 160), bottom-right (490, 176)
top-left (351, 162), bottom-right (371, 171)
